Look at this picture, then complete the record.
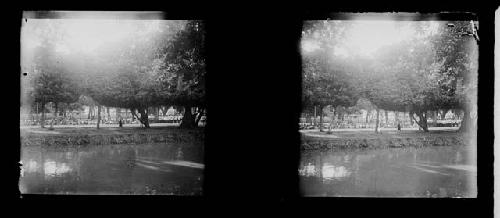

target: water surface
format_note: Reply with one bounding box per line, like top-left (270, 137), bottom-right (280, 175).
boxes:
top-left (299, 146), bottom-right (476, 197)
top-left (20, 143), bottom-right (203, 195)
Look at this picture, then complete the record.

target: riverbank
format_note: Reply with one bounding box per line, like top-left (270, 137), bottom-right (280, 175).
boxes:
top-left (301, 129), bottom-right (471, 151)
top-left (20, 126), bottom-right (205, 147)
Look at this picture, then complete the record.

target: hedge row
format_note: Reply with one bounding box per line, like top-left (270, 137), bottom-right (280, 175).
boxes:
top-left (301, 136), bottom-right (466, 151)
top-left (21, 131), bottom-right (204, 147)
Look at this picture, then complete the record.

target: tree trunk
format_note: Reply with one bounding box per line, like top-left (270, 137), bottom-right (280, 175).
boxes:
top-left (459, 111), bottom-right (469, 131)
top-left (459, 107), bottom-right (475, 133)
top-left (40, 102), bottom-right (45, 128)
top-left (62, 104), bottom-right (66, 117)
top-left (115, 108), bottom-right (121, 121)
top-left (138, 108), bottom-right (150, 128)
top-left (365, 110), bottom-right (369, 123)
top-left (328, 109), bottom-right (335, 131)
top-left (454, 109), bottom-right (461, 120)
top-left (439, 109), bottom-right (446, 120)
top-left (411, 112), bottom-right (429, 132)
top-left (161, 106), bottom-right (168, 116)
top-left (180, 106), bottom-right (196, 128)
top-left (319, 106), bottom-right (324, 132)
top-left (384, 110), bottom-right (388, 126)
top-left (395, 111), bottom-right (399, 126)
top-left (458, 111), bottom-right (471, 132)
top-left (409, 112), bottom-right (414, 125)
top-left (53, 102), bottom-right (58, 118)
top-left (195, 108), bottom-right (204, 126)
top-left (130, 108), bottom-right (137, 122)
top-left (106, 107), bottom-right (110, 120)
top-left (432, 111), bottom-right (437, 125)
top-left (130, 108), bottom-right (149, 128)
top-left (154, 107), bottom-right (160, 122)
top-left (97, 105), bottom-right (101, 129)
top-left (313, 106), bottom-right (317, 128)
top-left (418, 112), bottom-right (429, 132)
top-left (375, 109), bottom-right (380, 133)
top-left (50, 102), bottom-right (58, 129)
top-left (35, 102), bottom-right (39, 123)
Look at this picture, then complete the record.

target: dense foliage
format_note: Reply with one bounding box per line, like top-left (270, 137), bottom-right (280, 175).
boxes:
top-left (301, 20), bottom-right (478, 132)
top-left (21, 19), bottom-right (206, 128)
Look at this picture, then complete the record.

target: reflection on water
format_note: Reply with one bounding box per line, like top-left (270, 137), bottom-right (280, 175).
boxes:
top-left (321, 165), bottom-right (351, 181)
top-left (20, 143), bottom-right (203, 195)
top-left (299, 146), bottom-right (476, 197)
top-left (299, 163), bottom-right (316, 177)
top-left (299, 164), bottom-right (352, 181)
top-left (43, 161), bottom-right (72, 178)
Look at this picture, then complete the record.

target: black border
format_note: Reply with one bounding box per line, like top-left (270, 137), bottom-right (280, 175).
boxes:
top-left (6, 2), bottom-right (496, 216)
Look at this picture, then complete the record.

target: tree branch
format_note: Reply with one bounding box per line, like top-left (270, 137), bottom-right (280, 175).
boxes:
top-left (411, 112), bottom-right (425, 130)
top-left (130, 108), bottom-right (140, 121)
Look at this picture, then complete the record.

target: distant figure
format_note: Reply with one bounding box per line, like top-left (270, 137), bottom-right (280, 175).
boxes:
top-left (397, 122), bottom-right (401, 131)
top-left (119, 118), bottom-right (123, 128)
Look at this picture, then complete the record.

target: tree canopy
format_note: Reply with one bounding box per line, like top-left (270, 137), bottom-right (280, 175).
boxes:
top-left (300, 20), bottom-right (478, 132)
top-left (21, 19), bottom-right (206, 128)
top-left (301, 20), bottom-right (359, 111)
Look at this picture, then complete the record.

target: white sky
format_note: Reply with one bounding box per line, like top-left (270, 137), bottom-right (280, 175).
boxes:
top-left (302, 40), bottom-right (320, 53)
top-left (302, 20), bottom-right (440, 58)
top-left (22, 19), bottom-right (162, 54)
top-left (341, 21), bottom-right (415, 57)
top-left (57, 19), bottom-right (145, 53)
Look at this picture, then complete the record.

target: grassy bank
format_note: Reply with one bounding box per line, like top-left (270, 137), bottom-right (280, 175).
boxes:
top-left (301, 130), bottom-right (470, 151)
top-left (20, 126), bottom-right (205, 147)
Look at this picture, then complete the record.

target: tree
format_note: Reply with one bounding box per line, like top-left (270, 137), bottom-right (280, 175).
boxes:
top-left (22, 19), bottom-right (207, 130)
top-left (154, 20), bottom-right (206, 128)
top-left (355, 98), bottom-right (376, 124)
top-left (364, 37), bottom-right (448, 132)
top-left (83, 61), bottom-right (158, 128)
top-left (299, 20), bottom-right (477, 133)
top-left (301, 20), bottom-right (359, 132)
top-left (26, 40), bottom-right (81, 128)
top-left (78, 20), bottom-right (186, 128)
top-left (356, 21), bottom-right (479, 132)
top-left (302, 57), bottom-right (359, 131)
top-left (430, 21), bottom-right (478, 132)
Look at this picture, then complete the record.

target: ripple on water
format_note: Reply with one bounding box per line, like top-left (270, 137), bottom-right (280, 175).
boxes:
top-left (299, 146), bottom-right (476, 197)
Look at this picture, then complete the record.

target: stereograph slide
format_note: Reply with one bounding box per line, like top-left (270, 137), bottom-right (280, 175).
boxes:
top-left (19, 11), bottom-right (206, 195)
top-left (16, 10), bottom-right (487, 201)
top-left (299, 12), bottom-right (478, 198)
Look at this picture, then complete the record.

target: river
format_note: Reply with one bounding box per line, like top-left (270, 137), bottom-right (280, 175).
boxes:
top-left (299, 146), bottom-right (476, 197)
top-left (19, 143), bottom-right (204, 195)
